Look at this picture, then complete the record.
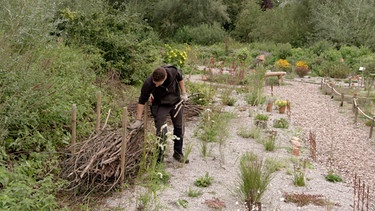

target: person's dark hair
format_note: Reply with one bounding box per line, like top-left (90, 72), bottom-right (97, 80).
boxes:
top-left (152, 67), bottom-right (167, 82)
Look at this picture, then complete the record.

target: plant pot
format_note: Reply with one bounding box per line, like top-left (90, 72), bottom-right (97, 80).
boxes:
top-left (278, 106), bottom-right (286, 114)
top-left (266, 103), bottom-right (273, 112)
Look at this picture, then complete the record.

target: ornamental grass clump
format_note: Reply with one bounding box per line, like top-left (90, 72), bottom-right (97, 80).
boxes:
top-left (295, 61), bottom-right (310, 77)
top-left (236, 152), bottom-right (273, 208)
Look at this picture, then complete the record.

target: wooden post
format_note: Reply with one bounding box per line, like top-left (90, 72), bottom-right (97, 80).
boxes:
top-left (340, 93), bottom-right (344, 107)
top-left (320, 78), bottom-right (323, 89)
top-left (72, 104), bottom-right (77, 154)
top-left (369, 116), bottom-right (375, 139)
top-left (270, 84), bottom-right (273, 97)
top-left (354, 105), bottom-right (359, 124)
top-left (96, 91), bottom-right (101, 133)
top-left (120, 107), bottom-right (128, 187)
top-left (143, 102), bottom-right (149, 142)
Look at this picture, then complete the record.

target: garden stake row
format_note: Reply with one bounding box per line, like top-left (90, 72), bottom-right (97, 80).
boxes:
top-left (353, 173), bottom-right (370, 211)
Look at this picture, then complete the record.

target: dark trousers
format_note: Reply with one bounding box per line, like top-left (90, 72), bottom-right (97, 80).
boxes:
top-left (150, 103), bottom-right (184, 157)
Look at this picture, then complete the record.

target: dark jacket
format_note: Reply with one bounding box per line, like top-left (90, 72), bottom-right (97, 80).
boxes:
top-left (138, 66), bottom-right (183, 106)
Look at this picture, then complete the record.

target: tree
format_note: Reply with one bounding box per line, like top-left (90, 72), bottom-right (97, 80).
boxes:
top-left (135, 0), bottom-right (230, 38)
top-left (309, 0), bottom-right (375, 50)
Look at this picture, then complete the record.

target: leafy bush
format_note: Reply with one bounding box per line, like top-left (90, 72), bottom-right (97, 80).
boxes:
top-left (294, 61), bottom-right (310, 77)
top-left (53, 5), bottom-right (159, 84)
top-left (275, 43), bottom-right (293, 59)
top-left (323, 63), bottom-right (351, 78)
top-left (174, 23), bottom-right (226, 45)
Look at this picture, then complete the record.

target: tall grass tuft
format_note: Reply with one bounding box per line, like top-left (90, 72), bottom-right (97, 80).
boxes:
top-left (236, 152), bottom-right (273, 208)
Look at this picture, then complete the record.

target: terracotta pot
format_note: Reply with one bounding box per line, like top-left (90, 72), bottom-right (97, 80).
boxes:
top-left (266, 103), bottom-right (273, 112)
top-left (278, 106), bottom-right (286, 114)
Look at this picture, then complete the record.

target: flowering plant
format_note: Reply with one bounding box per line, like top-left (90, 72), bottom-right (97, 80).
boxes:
top-left (295, 60), bottom-right (309, 77)
top-left (275, 59), bottom-right (291, 71)
top-left (163, 44), bottom-right (187, 68)
top-left (274, 99), bottom-right (288, 108)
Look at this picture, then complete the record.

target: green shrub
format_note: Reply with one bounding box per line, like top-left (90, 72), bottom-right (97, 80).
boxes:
top-left (324, 63), bottom-right (351, 78)
top-left (54, 5), bottom-right (159, 84)
top-left (275, 43), bottom-right (292, 59)
top-left (174, 23), bottom-right (226, 45)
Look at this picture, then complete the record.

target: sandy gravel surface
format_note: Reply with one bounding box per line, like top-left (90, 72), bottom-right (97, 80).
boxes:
top-left (102, 77), bottom-right (374, 211)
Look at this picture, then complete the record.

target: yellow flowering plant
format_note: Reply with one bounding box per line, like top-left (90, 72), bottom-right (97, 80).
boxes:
top-left (275, 59), bottom-right (291, 71)
top-left (295, 60), bottom-right (309, 77)
top-left (274, 99), bottom-right (288, 108)
top-left (163, 44), bottom-right (188, 68)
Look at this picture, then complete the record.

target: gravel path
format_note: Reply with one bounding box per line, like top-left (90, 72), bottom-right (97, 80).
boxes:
top-left (274, 79), bottom-right (375, 209)
top-left (102, 77), bottom-right (375, 211)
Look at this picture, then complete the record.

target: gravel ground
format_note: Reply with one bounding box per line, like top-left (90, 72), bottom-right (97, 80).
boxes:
top-left (102, 77), bottom-right (374, 211)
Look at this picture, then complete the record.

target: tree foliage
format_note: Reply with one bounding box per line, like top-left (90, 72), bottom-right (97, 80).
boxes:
top-left (53, 1), bottom-right (159, 84)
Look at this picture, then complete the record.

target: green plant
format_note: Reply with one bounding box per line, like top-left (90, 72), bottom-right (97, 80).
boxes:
top-left (365, 120), bottom-right (373, 127)
top-left (187, 188), bottom-right (203, 197)
top-left (163, 44), bottom-right (188, 68)
top-left (194, 109), bottom-right (233, 158)
top-left (194, 173), bottom-right (213, 187)
top-left (264, 157), bottom-right (288, 173)
top-left (263, 136), bottom-right (276, 151)
top-left (221, 88), bottom-right (237, 106)
top-left (295, 61), bottom-right (310, 77)
top-left (273, 118), bottom-right (289, 129)
top-left (255, 114), bottom-right (269, 121)
top-left (186, 81), bottom-right (216, 106)
top-left (236, 152), bottom-right (273, 207)
top-left (293, 160), bottom-right (306, 187)
top-left (325, 170), bottom-right (343, 183)
top-left (237, 126), bottom-right (261, 139)
top-left (275, 59), bottom-right (291, 72)
top-left (176, 199), bottom-right (189, 208)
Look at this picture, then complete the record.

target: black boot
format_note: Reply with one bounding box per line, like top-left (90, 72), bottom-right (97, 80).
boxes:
top-left (173, 138), bottom-right (189, 164)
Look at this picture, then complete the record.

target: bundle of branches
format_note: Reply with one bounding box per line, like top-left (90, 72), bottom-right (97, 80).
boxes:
top-left (60, 127), bottom-right (144, 198)
top-left (127, 101), bottom-right (203, 121)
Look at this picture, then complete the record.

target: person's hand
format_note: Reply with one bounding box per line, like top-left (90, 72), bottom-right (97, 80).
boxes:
top-left (128, 119), bottom-right (143, 130)
top-left (181, 92), bottom-right (189, 101)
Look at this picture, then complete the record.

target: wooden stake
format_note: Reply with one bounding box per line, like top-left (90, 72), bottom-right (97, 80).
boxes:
top-left (144, 102), bottom-right (149, 143)
top-left (72, 104), bottom-right (77, 154)
top-left (96, 91), bottom-right (101, 133)
top-left (120, 107), bottom-right (128, 187)
top-left (369, 116), bottom-right (375, 139)
top-left (340, 93), bottom-right (344, 107)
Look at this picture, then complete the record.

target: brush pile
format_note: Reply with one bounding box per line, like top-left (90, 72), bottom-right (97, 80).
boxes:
top-left (59, 128), bottom-right (144, 197)
top-left (59, 101), bottom-right (203, 198)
